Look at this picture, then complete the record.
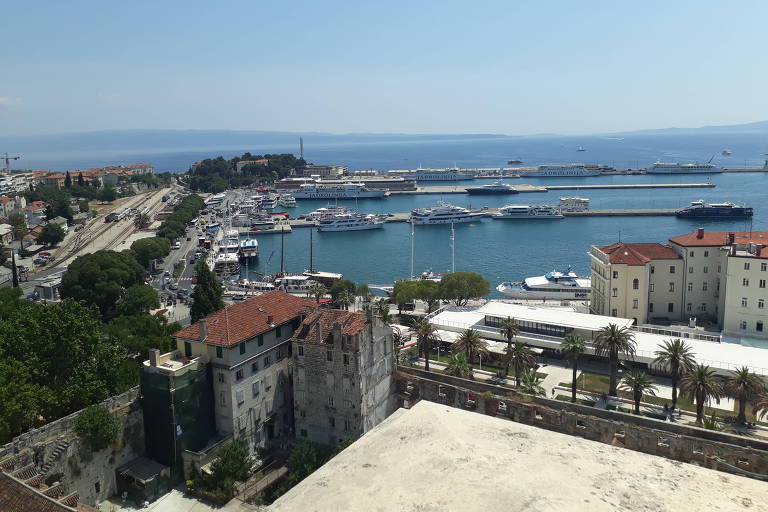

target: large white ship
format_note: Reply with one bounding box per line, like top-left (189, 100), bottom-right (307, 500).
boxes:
top-left (292, 182), bottom-right (387, 199)
top-left (492, 205), bottom-right (564, 219)
top-left (389, 168), bottom-right (463, 181)
top-left (646, 162), bottom-right (722, 174)
top-left (317, 213), bottom-right (385, 232)
top-left (496, 269), bottom-right (591, 300)
top-left (525, 164), bottom-right (601, 177)
top-left (410, 202), bottom-right (485, 225)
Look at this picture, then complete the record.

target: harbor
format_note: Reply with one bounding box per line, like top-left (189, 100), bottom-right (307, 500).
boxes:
top-left (391, 182), bottom-right (716, 195)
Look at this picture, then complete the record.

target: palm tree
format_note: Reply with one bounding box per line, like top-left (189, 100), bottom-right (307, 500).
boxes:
top-left (593, 323), bottom-right (637, 396)
top-left (680, 364), bottom-right (723, 426)
top-left (444, 353), bottom-right (472, 379)
top-left (725, 366), bottom-right (765, 425)
top-left (373, 298), bottom-right (391, 323)
top-left (499, 317), bottom-right (519, 375)
top-left (336, 290), bottom-right (354, 310)
top-left (619, 371), bottom-right (658, 415)
top-left (453, 328), bottom-right (489, 362)
top-left (309, 283), bottom-right (327, 304)
top-left (753, 393), bottom-right (768, 424)
top-left (519, 370), bottom-right (545, 396)
top-left (504, 341), bottom-right (537, 387)
top-left (412, 318), bottom-right (441, 372)
top-left (653, 338), bottom-right (696, 412)
top-left (356, 283), bottom-right (372, 304)
top-left (560, 333), bottom-right (586, 403)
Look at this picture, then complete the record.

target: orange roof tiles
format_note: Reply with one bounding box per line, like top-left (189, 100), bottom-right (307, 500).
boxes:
top-left (292, 309), bottom-right (367, 345)
top-left (173, 290), bottom-right (315, 347)
top-left (598, 242), bottom-right (681, 266)
top-left (669, 230), bottom-right (768, 247)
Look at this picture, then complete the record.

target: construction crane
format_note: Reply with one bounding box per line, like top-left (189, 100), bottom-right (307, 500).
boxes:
top-left (2, 153), bottom-right (20, 173)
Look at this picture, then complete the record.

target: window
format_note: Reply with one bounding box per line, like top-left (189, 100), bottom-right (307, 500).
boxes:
top-left (688, 267), bottom-right (694, 274)
top-left (328, 417), bottom-right (335, 428)
top-left (218, 372), bottom-right (225, 383)
top-left (745, 262), bottom-right (751, 270)
top-left (251, 361), bottom-right (259, 373)
top-left (632, 298), bottom-right (638, 309)
top-left (276, 348), bottom-right (283, 361)
top-left (759, 299), bottom-right (765, 309)
top-left (296, 391), bottom-right (305, 404)
top-left (276, 326), bottom-right (282, 337)
top-left (326, 374), bottom-right (335, 389)
top-left (742, 297), bottom-right (748, 307)
top-left (612, 288), bottom-right (618, 298)
top-left (703, 266), bottom-right (708, 273)
top-left (650, 265), bottom-right (655, 274)
top-left (239, 343), bottom-right (246, 355)
top-left (762, 263), bottom-right (767, 272)
top-left (669, 266), bottom-right (675, 274)
top-left (298, 346), bottom-right (304, 356)
top-left (743, 278), bottom-right (750, 287)
top-left (328, 396), bottom-right (335, 407)
top-left (758, 322), bottom-right (764, 332)
top-left (216, 346), bottom-right (223, 359)
top-left (612, 271), bottom-right (619, 279)
top-left (632, 278), bottom-right (639, 290)
top-left (297, 368), bottom-right (305, 384)
top-left (343, 399), bottom-right (352, 409)
top-left (236, 390), bottom-right (244, 405)
top-left (702, 282), bottom-right (708, 291)
top-left (344, 419), bottom-right (351, 432)
top-left (689, 251), bottom-right (695, 257)
top-left (704, 251), bottom-right (709, 257)
top-left (300, 429), bottom-right (307, 438)
top-left (649, 283), bottom-right (654, 292)
top-left (761, 280), bottom-right (766, 289)
top-left (700, 303), bottom-right (707, 312)
top-left (257, 334), bottom-right (264, 346)
top-left (686, 303), bottom-right (692, 312)
top-left (717, 265), bottom-right (722, 273)
top-left (326, 351), bottom-right (334, 362)
top-left (219, 392), bottom-right (226, 407)
top-left (669, 282), bottom-right (675, 292)
top-left (649, 303), bottom-right (654, 312)
top-left (687, 282), bottom-right (693, 292)
top-left (184, 341), bottom-right (192, 358)
top-left (235, 369), bottom-right (243, 381)
top-left (667, 303), bottom-right (674, 313)
top-left (252, 381), bottom-right (260, 397)
top-left (611, 308), bottom-right (617, 317)
top-left (265, 375), bottom-right (273, 389)
top-left (264, 355), bottom-right (271, 368)
top-left (740, 321), bottom-right (747, 330)
top-left (343, 353), bottom-right (350, 365)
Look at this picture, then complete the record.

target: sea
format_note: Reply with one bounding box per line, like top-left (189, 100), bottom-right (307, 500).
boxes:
top-left (18, 133), bottom-right (768, 295)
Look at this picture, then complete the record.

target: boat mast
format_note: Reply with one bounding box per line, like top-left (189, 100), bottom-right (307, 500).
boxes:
top-left (280, 225), bottom-right (285, 275)
top-left (451, 222), bottom-right (455, 273)
top-left (410, 218), bottom-right (415, 279)
top-left (309, 228), bottom-right (314, 272)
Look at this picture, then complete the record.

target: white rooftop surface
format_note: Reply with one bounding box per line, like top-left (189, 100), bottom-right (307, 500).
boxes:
top-left (270, 401), bottom-right (767, 512)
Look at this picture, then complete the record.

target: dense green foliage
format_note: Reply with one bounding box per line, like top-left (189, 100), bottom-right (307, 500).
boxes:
top-left (188, 439), bottom-right (252, 503)
top-left (98, 185), bottom-right (118, 202)
top-left (60, 250), bottom-right (145, 317)
top-left (75, 405), bottom-right (121, 451)
top-left (157, 194), bottom-right (204, 241)
top-left (104, 314), bottom-right (179, 359)
top-left (266, 441), bottom-right (347, 501)
top-left (187, 153), bottom-right (306, 192)
top-left (38, 222), bottom-right (66, 247)
top-left (116, 284), bottom-right (160, 316)
top-left (25, 184), bottom-right (74, 222)
top-left (438, 272), bottom-right (490, 306)
top-left (191, 260), bottom-right (224, 322)
top-left (130, 237), bottom-right (171, 267)
top-left (329, 279), bottom-right (357, 301)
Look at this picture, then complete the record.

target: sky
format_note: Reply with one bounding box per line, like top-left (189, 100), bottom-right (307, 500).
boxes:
top-left (2, 0), bottom-right (768, 136)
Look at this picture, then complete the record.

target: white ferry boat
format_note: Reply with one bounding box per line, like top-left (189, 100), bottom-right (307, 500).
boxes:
top-left (293, 182), bottom-right (387, 199)
top-left (497, 269), bottom-right (591, 300)
top-left (260, 194), bottom-right (278, 209)
top-left (317, 213), bottom-right (385, 232)
top-left (389, 168), bottom-right (463, 181)
top-left (239, 238), bottom-right (259, 259)
top-left (646, 162), bottom-right (722, 174)
top-left (526, 164), bottom-right (600, 177)
top-left (493, 205), bottom-right (564, 219)
top-left (410, 202), bottom-right (485, 225)
top-left (278, 194), bottom-right (297, 207)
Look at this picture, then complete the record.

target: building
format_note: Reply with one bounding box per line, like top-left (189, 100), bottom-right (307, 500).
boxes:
top-left (0, 196), bottom-right (26, 220)
top-left (291, 309), bottom-right (396, 446)
top-left (301, 164), bottom-right (346, 178)
top-left (589, 242), bottom-right (683, 324)
top-left (236, 159), bottom-right (268, 173)
top-left (171, 291), bottom-right (316, 453)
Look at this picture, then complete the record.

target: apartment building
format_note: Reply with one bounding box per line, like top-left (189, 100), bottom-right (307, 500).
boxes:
top-left (172, 291), bottom-right (315, 452)
top-left (589, 242), bottom-right (684, 324)
top-left (301, 164), bottom-right (347, 178)
top-left (0, 196), bottom-right (25, 220)
top-left (719, 238), bottom-right (768, 340)
top-left (291, 309), bottom-right (396, 446)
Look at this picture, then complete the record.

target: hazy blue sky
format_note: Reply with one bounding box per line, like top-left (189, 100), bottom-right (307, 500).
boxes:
top-left (2, 1), bottom-right (767, 136)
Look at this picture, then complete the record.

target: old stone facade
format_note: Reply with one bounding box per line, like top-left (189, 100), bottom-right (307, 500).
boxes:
top-left (292, 309), bottom-right (396, 446)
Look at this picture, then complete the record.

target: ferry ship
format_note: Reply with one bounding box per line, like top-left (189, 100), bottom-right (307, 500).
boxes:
top-left (675, 200), bottom-right (753, 218)
top-left (525, 164), bottom-right (601, 177)
top-left (496, 269), bottom-right (591, 300)
top-left (493, 205), bottom-right (564, 219)
top-left (389, 168), bottom-right (463, 181)
top-left (292, 182), bottom-right (387, 199)
top-left (646, 162), bottom-right (722, 174)
top-left (410, 202), bottom-right (485, 225)
top-left (317, 213), bottom-right (385, 232)
top-left (465, 181), bottom-right (519, 195)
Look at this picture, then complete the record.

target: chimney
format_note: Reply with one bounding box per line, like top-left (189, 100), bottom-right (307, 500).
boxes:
top-left (728, 232), bottom-right (735, 245)
top-left (696, 227), bottom-right (704, 239)
top-left (149, 349), bottom-right (161, 367)
top-left (267, 315), bottom-right (274, 325)
top-left (332, 321), bottom-right (342, 344)
top-left (316, 321), bottom-right (323, 344)
top-left (199, 319), bottom-right (208, 342)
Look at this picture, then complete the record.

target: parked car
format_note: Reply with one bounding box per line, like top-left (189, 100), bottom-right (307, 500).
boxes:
top-left (168, 282), bottom-right (179, 291)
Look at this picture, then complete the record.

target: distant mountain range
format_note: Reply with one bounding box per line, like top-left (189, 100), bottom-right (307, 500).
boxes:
top-left (1, 120), bottom-right (766, 153)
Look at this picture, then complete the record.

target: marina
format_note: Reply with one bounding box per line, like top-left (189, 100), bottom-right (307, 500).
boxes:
top-left (390, 182), bottom-right (716, 195)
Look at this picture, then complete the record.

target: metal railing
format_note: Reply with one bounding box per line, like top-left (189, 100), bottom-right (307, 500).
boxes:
top-left (632, 325), bottom-right (721, 343)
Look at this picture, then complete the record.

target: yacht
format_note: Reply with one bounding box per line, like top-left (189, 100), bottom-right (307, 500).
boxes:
top-left (239, 238), bottom-right (259, 260)
top-left (249, 215), bottom-right (277, 231)
top-left (410, 202), bottom-right (485, 225)
top-left (389, 168), bottom-right (463, 181)
top-left (496, 269), bottom-right (591, 300)
top-left (559, 197), bottom-right (590, 212)
top-left (275, 274), bottom-right (319, 293)
top-left (292, 182), bottom-right (387, 199)
top-left (493, 205), bottom-right (564, 219)
top-left (304, 206), bottom-right (354, 222)
top-left (722, 149), bottom-right (733, 156)
top-left (646, 162), bottom-right (722, 174)
top-left (525, 164), bottom-right (600, 177)
top-left (260, 194), bottom-right (278, 209)
top-left (465, 181), bottom-right (520, 195)
top-left (576, 146), bottom-right (586, 152)
top-left (507, 159), bottom-right (523, 165)
top-left (278, 194), bottom-right (297, 207)
top-left (675, 200), bottom-right (753, 218)
top-left (317, 213), bottom-right (385, 232)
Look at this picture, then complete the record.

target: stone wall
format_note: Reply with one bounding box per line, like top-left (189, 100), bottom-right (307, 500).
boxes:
top-left (396, 367), bottom-right (768, 480)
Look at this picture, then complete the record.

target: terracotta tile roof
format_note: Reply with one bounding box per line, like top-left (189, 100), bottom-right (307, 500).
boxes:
top-left (240, 159), bottom-right (268, 165)
top-left (173, 290), bottom-right (315, 347)
top-left (292, 309), bottom-right (367, 345)
top-left (0, 472), bottom-right (77, 511)
top-left (669, 230), bottom-right (768, 247)
top-left (598, 242), bottom-right (681, 266)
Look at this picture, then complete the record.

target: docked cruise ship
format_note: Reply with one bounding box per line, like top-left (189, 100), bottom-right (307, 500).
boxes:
top-left (646, 162), bottom-right (722, 174)
top-left (465, 181), bottom-right (519, 195)
top-left (317, 213), bottom-right (385, 232)
top-left (676, 200), bottom-right (753, 218)
top-left (389, 168), bottom-right (463, 181)
top-left (292, 182), bottom-right (387, 199)
top-left (496, 269), bottom-right (591, 300)
top-left (410, 202), bottom-right (485, 225)
top-left (525, 164), bottom-right (601, 177)
top-left (493, 205), bottom-right (564, 219)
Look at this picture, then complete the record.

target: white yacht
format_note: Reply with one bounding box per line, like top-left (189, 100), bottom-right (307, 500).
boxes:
top-left (239, 238), bottom-right (259, 259)
top-left (525, 164), bottom-right (600, 177)
top-left (559, 197), bottom-right (590, 212)
top-left (493, 205), bottom-right (564, 219)
top-left (497, 269), bottom-right (591, 300)
top-left (410, 202), bottom-right (485, 225)
top-left (260, 194), bottom-right (278, 209)
top-left (292, 182), bottom-right (387, 199)
top-left (389, 168), bottom-right (463, 181)
top-left (278, 194), bottom-right (297, 207)
top-left (275, 274), bottom-right (319, 293)
top-left (214, 229), bottom-right (241, 275)
top-left (646, 162), bottom-right (722, 174)
top-left (249, 214), bottom-right (277, 231)
top-left (304, 206), bottom-right (354, 221)
top-left (317, 213), bottom-right (385, 232)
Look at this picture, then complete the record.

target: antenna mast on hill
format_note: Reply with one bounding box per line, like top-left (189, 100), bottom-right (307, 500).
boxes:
top-left (300, 138), bottom-right (304, 160)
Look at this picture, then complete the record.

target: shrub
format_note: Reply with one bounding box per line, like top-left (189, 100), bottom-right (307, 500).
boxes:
top-left (75, 405), bottom-right (120, 451)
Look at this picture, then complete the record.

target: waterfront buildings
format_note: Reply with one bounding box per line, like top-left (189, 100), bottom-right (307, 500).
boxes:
top-left (301, 164), bottom-right (347, 178)
top-left (291, 309), bottom-right (396, 446)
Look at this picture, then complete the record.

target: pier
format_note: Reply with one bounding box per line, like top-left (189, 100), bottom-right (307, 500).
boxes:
top-left (389, 182), bottom-right (715, 195)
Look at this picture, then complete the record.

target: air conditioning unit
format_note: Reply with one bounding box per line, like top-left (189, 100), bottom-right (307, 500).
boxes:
top-left (498, 401), bottom-right (507, 412)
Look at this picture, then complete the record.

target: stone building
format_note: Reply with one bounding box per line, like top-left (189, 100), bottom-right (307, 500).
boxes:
top-left (291, 309), bottom-right (397, 446)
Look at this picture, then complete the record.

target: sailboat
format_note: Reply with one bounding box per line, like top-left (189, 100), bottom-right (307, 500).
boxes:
top-left (576, 146), bottom-right (586, 152)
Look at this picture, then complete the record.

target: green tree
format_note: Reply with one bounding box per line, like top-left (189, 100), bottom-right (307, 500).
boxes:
top-left (453, 328), bottom-right (489, 362)
top-left (78, 199), bottom-right (90, 213)
top-left (130, 237), bottom-right (171, 267)
top-left (191, 260), bottom-right (224, 322)
top-left (210, 438), bottom-right (252, 486)
top-left (372, 298), bottom-right (391, 323)
top-left (309, 282), bottom-right (327, 304)
top-left (725, 366), bottom-right (765, 425)
top-left (0, 287), bottom-right (22, 319)
top-left (438, 272), bottom-right (490, 306)
top-left (105, 313), bottom-right (179, 359)
top-left (412, 318), bottom-right (441, 372)
top-left (504, 341), bottom-right (537, 387)
top-left (38, 222), bottom-right (66, 247)
top-left (593, 324), bottom-right (636, 396)
top-left (335, 290), bottom-right (354, 310)
top-left (443, 352), bottom-right (472, 379)
top-left (329, 279), bottom-right (356, 301)
top-left (117, 284), bottom-right (160, 316)
top-left (64, 171), bottom-right (72, 187)
top-left (560, 333), bottom-right (587, 403)
top-left (0, 359), bottom-right (53, 442)
top-left (415, 280), bottom-right (441, 313)
top-left (99, 186), bottom-right (118, 202)
top-left (8, 212), bottom-right (26, 240)
top-left (619, 371), bottom-right (658, 415)
top-left (391, 280), bottom-right (418, 315)
top-left (60, 250), bottom-right (145, 317)
top-left (11, 252), bottom-right (19, 288)
top-left (753, 393), bottom-right (768, 423)
top-left (76, 172), bottom-right (85, 187)
top-left (499, 316), bottom-right (519, 376)
top-left (134, 213), bottom-right (151, 229)
top-left (653, 338), bottom-right (696, 412)
top-left (75, 405), bottom-right (120, 451)
top-left (519, 370), bottom-right (545, 396)
top-left (680, 364), bottom-right (723, 426)
top-left (356, 283), bottom-right (372, 303)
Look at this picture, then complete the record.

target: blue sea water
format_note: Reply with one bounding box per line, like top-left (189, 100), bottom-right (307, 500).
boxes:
top-left (18, 133), bottom-right (768, 294)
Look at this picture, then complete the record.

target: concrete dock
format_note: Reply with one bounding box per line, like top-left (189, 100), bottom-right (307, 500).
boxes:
top-left (389, 182), bottom-right (715, 195)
